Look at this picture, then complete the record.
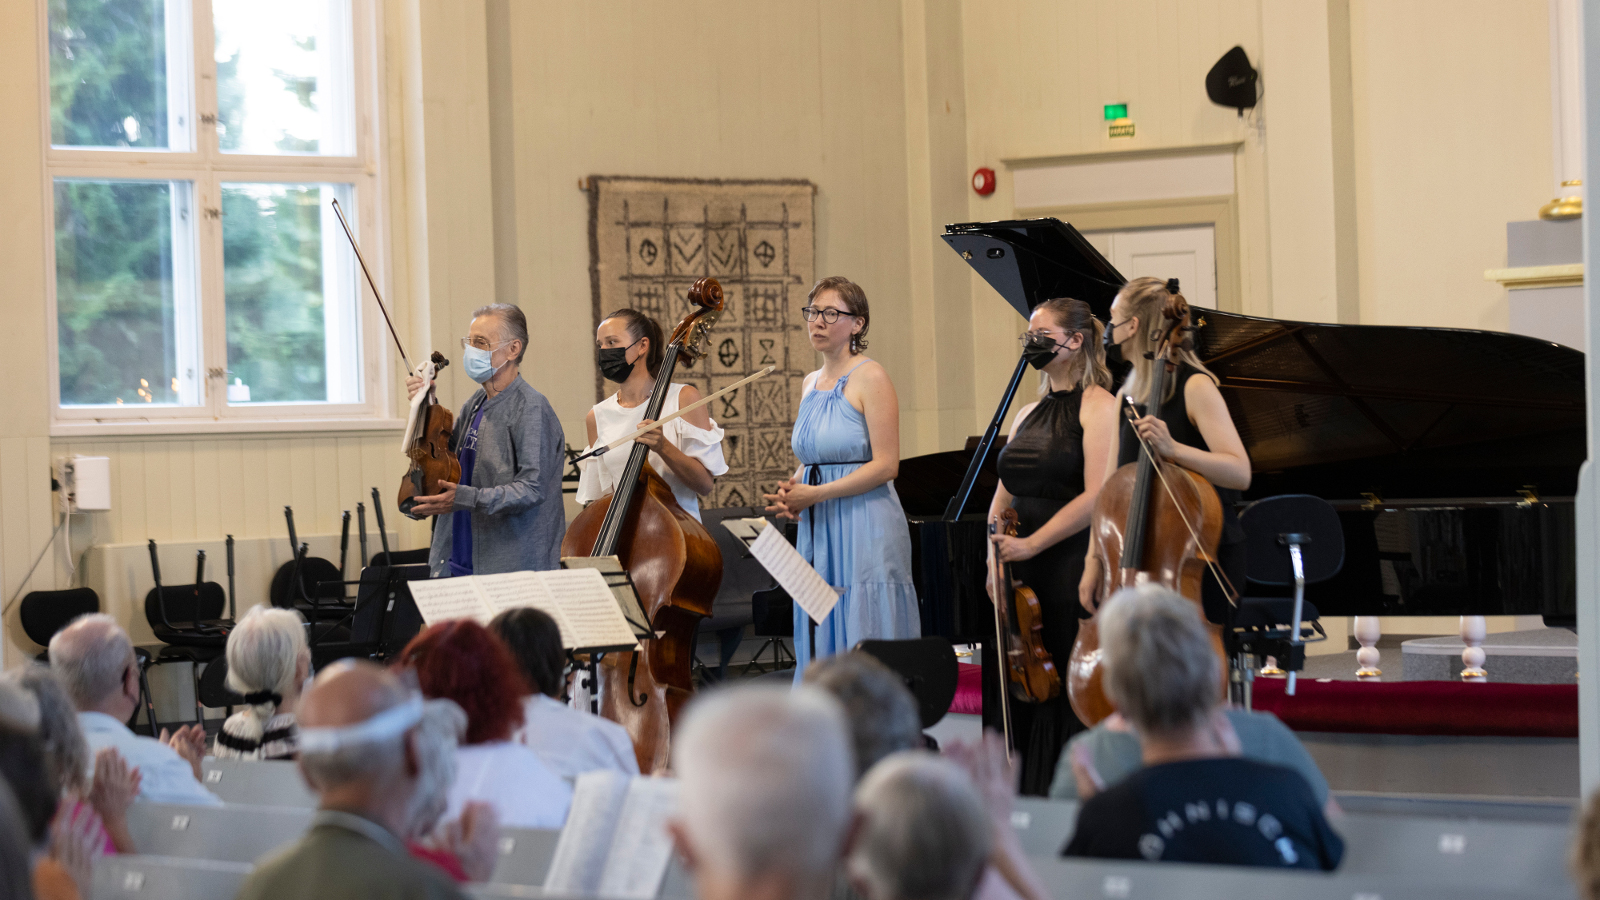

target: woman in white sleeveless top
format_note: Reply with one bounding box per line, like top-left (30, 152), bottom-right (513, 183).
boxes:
top-left (577, 308), bottom-right (727, 520)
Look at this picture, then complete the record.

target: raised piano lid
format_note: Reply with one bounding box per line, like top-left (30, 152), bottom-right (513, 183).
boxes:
top-left (943, 218), bottom-right (1124, 318)
top-left (944, 217), bottom-right (1587, 503)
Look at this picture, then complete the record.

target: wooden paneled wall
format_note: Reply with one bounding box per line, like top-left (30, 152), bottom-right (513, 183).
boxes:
top-left (49, 434), bottom-right (430, 549)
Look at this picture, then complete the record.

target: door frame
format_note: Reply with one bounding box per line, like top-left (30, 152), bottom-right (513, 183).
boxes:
top-left (1016, 195), bottom-right (1240, 313)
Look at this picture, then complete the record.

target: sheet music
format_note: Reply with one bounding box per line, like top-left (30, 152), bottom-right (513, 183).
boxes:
top-left (405, 578), bottom-right (488, 625)
top-left (749, 523), bottom-right (842, 624)
top-left (597, 777), bottom-right (681, 900)
top-left (722, 517), bottom-right (769, 542)
top-left (543, 568), bottom-right (639, 649)
top-left (543, 770), bottom-right (630, 894)
top-left (475, 571), bottom-right (578, 647)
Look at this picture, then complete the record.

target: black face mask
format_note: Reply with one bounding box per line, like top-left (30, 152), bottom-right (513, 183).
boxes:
top-left (597, 338), bottom-right (643, 383)
top-left (1021, 335), bottom-right (1062, 371)
top-left (1104, 320), bottom-right (1127, 367)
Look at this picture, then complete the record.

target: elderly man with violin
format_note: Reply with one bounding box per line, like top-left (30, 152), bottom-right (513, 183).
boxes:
top-left (406, 303), bottom-right (567, 577)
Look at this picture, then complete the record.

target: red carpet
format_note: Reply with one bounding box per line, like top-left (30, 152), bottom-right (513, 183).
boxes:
top-left (1250, 678), bottom-right (1578, 738)
top-left (950, 663), bottom-right (983, 716)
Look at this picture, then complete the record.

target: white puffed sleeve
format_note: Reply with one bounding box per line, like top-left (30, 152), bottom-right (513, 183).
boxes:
top-left (667, 412), bottom-right (729, 478)
top-left (574, 442), bottom-right (613, 505)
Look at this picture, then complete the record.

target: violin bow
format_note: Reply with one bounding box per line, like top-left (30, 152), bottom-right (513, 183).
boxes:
top-left (574, 366), bottom-right (776, 463)
top-left (330, 198), bottom-right (412, 375)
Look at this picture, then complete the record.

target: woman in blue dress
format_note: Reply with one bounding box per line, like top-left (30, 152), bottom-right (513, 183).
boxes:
top-left (764, 276), bottom-right (921, 679)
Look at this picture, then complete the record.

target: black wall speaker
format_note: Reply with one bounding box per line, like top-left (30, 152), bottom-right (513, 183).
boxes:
top-left (1206, 45), bottom-right (1258, 114)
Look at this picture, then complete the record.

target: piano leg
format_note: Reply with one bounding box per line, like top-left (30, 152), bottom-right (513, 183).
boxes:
top-left (1354, 616), bottom-right (1382, 680)
top-left (1460, 615), bottom-right (1488, 682)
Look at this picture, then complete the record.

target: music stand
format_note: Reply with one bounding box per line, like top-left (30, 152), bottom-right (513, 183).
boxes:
top-left (560, 556), bottom-right (652, 713)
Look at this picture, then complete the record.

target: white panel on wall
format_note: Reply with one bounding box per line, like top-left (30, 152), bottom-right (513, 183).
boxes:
top-left (1012, 151), bottom-right (1235, 210)
top-left (1086, 225), bottom-right (1218, 309)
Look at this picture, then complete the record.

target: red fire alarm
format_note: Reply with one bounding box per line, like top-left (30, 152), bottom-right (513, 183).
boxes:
top-left (971, 167), bottom-right (997, 196)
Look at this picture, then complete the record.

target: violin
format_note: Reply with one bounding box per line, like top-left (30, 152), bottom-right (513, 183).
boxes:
top-left (397, 351), bottom-right (462, 518)
top-left (330, 199), bottom-right (462, 520)
top-left (1068, 293), bottom-right (1227, 726)
top-left (988, 507), bottom-right (1060, 754)
top-left (561, 278), bottom-right (725, 774)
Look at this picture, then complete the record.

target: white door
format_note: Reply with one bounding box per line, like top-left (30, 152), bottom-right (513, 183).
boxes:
top-left (1083, 225), bottom-right (1217, 309)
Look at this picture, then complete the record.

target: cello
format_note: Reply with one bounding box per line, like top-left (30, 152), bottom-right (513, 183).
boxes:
top-left (1067, 291), bottom-right (1229, 726)
top-left (330, 199), bottom-right (460, 519)
top-left (987, 507), bottom-right (1060, 756)
top-left (561, 279), bottom-right (725, 773)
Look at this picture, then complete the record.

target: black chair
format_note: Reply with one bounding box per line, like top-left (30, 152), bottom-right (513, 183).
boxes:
top-left (20, 588), bottom-right (158, 734)
top-left (856, 637), bottom-right (959, 730)
top-left (141, 580), bottom-right (231, 732)
top-left (1230, 494), bottom-right (1343, 705)
top-left (693, 507), bottom-right (773, 682)
top-left (303, 563), bottom-right (431, 667)
top-left (20, 587), bottom-right (100, 661)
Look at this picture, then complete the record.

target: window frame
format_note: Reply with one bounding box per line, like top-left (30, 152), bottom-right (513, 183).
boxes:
top-left (40, 0), bottom-right (398, 437)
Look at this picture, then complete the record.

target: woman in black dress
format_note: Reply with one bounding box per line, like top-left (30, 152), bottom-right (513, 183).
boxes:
top-left (1079, 276), bottom-right (1252, 625)
top-left (987, 297), bottom-right (1117, 794)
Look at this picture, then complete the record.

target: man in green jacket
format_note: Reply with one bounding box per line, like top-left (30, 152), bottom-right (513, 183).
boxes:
top-left (235, 661), bottom-right (466, 900)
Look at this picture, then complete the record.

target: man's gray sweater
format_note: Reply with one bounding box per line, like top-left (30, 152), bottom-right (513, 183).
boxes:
top-left (427, 375), bottom-right (566, 576)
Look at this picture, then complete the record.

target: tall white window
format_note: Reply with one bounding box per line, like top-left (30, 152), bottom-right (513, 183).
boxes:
top-left (45, 0), bottom-right (384, 430)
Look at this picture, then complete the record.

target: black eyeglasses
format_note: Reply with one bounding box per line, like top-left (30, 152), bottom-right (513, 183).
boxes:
top-left (801, 306), bottom-right (858, 325)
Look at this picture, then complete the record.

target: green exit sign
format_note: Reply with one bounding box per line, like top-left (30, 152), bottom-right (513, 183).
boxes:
top-left (1104, 103), bottom-right (1128, 120)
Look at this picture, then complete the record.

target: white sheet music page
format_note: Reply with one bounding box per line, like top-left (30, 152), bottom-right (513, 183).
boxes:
top-left (405, 578), bottom-right (489, 625)
top-left (543, 567), bottom-right (639, 649)
top-left (475, 571), bottom-right (578, 647)
top-left (749, 522), bottom-right (841, 624)
top-left (597, 776), bottom-right (681, 900)
top-left (543, 770), bottom-right (630, 894)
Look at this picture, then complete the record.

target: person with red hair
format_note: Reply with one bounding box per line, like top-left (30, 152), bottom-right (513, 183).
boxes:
top-left (396, 620), bottom-right (572, 829)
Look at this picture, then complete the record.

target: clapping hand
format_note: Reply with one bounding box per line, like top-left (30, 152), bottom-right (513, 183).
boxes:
top-left (158, 724), bottom-right (206, 782)
top-left (90, 747), bottom-right (141, 852)
top-left (438, 801), bottom-right (501, 883)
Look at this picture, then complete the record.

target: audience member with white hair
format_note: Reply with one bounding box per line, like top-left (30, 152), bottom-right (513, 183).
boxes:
top-left (1062, 586), bottom-right (1343, 869)
top-left (670, 685), bottom-right (856, 900)
top-left (3, 666), bottom-right (141, 855)
top-left (235, 660), bottom-right (475, 900)
top-left (215, 606), bottom-right (311, 760)
top-left (846, 752), bottom-right (990, 900)
top-left (47, 614), bottom-right (220, 807)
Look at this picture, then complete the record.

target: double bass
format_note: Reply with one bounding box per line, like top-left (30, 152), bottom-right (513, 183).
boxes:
top-left (561, 279), bottom-right (725, 773)
top-left (330, 199), bottom-right (460, 518)
top-left (987, 507), bottom-right (1060, 755)
top-left (1068, 292), bottom-right (1228, 726)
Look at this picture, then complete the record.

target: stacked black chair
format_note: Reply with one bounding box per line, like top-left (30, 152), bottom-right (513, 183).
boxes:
top-left (1229, 493), bottom-right (1344, 705)
top-left (140, 540), bottom-right (235, 732)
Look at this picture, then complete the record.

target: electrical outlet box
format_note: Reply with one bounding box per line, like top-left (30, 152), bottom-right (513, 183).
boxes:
top-left (59, 456), bottom-right (111, 512)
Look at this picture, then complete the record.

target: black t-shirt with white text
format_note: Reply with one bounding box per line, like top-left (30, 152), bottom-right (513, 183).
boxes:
top-left (1062, 757), bottom-right (1344, 870)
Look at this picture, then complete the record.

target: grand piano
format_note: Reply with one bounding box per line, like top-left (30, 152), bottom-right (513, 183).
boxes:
top-left (897, 218), bottom-right (1583, 645)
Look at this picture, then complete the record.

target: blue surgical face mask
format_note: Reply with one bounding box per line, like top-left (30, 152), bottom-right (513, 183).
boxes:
top-left (463, 343), bottom-right (507, 384)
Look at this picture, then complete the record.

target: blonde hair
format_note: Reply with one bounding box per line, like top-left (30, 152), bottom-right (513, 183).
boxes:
top-left (1114, 277), bottom-right (1218, 406)
top-left (1031, 297), bottom-right (1112, 397)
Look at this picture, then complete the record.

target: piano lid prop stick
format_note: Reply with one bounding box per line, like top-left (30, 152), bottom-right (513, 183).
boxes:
top-left (573, 365), bottom-right (776, 463)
